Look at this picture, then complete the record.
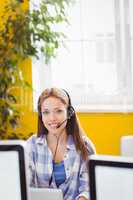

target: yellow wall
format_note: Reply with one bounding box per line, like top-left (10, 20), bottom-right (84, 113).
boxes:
top-left (78, 113), bottom-right (133, 155)
top-left (1, 0), bottom-right (133, 156)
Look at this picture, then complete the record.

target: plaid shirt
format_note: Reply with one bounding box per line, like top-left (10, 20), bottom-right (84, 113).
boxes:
top-left (26, 134), bottom-right (95, 200)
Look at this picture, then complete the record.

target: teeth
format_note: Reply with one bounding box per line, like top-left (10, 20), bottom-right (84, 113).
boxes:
top-left (49, 124), bottom-right (58, 128)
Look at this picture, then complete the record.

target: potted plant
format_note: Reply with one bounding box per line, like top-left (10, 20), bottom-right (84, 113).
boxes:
top-left (0, 0), bottom-right (71, 139)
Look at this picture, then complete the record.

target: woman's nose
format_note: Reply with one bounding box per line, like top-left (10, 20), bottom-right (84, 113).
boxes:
top-left (49, 112), bottom-right (56, 120)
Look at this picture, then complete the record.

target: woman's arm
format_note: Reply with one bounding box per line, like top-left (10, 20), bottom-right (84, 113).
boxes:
top-left (26, 135), bottom-right (37, 187)
top-left (75, 160), bottom-right (89, 200)
top-left (76, 136), bottom-right (96, 200)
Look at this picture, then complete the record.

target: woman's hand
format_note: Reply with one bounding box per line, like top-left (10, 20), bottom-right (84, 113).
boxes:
top-left (78, 197), bottom-right (88, 200)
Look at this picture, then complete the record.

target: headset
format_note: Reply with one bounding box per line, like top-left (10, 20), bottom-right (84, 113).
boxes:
top-left (67, 105), bottom-right (75, 119)
top-left (56, 105), bottom-right (74, 128)
top-left (55, 89), bottom-right (75, 128)
top-left (62, 89), bottom-right (75, 120)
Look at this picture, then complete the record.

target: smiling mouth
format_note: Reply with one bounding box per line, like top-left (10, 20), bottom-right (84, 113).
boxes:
top-left (49, 123), bottom-right (58, 128)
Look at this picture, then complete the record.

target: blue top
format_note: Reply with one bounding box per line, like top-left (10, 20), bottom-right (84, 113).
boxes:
top-left (53, 160), bottom-right (66, 187)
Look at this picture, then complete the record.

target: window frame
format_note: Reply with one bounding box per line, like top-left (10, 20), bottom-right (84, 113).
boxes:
top-left (31, 0), bottom-right (133, 112)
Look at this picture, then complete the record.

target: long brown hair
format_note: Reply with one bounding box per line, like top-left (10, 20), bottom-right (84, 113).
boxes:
top-left (37, 87), bottom-right (88, 160)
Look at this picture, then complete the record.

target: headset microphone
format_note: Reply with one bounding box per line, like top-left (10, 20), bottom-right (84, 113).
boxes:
top-left (56, 106), bottom-right (75, 129)
top-left (56, 118), bottom-right (69, 129)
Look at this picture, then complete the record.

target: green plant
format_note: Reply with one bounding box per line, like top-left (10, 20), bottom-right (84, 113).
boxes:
top-left (0, 0), bottom-right (71, 139)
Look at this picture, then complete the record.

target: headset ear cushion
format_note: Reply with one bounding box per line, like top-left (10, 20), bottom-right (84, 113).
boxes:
top-left (67, 106), bottom-right (75, 119)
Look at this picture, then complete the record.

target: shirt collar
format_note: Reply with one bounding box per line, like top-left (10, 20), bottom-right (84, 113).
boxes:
top-left (36, 134), bottom-right (47, 146)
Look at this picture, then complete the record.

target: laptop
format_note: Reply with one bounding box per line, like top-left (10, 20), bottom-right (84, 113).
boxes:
top-left (0, 140), bottom-right (29, 200)
top-left (30, 187), bottom-right (63, 200)
top-left (89, 155), bottom-right (133, 200)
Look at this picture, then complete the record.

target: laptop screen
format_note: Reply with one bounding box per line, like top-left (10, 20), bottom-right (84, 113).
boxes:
top-left (89, 155), bottom-right (133, 200)
top-left (30, 188), bottom-right (63, 200)
top-left (0, 143), bottom-right (28, 200)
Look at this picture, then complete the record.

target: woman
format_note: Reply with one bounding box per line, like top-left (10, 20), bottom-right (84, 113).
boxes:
top-left (27, 87), bottom-right (96, 200)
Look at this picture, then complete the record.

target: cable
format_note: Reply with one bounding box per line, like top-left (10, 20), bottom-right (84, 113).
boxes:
top-left (49, 132), bottom-right (64, 186)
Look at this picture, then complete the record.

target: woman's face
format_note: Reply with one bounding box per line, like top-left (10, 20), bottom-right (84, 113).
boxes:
top-left (41, 96), bottom-right (67, 134)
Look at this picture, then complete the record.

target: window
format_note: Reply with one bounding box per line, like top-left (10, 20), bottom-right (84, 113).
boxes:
top-left (31, 0), bottom-right (133, 112)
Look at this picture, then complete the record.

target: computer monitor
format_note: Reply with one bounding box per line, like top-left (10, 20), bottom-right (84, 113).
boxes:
top-left (0, 140), bottom-right (28, 200)
top-left (89, 155), bottom-right (133, 200)
top-left (120, 135), bottom-right (133, 156)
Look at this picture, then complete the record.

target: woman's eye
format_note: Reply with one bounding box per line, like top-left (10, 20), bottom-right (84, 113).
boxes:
top-left (56, 109), bottom-right (63, 113)
top-left (41, 109), bottom-right (65, 116)
top-left (42, 111), bottom-right (49, 115)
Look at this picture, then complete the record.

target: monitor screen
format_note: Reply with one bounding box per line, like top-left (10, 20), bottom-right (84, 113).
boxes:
top-left (0, 144), bottom-right (28, 200)
top-left (95, 165), bottom-right (133, 200)
top-left (89, 155), bottom-right (133, 200)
